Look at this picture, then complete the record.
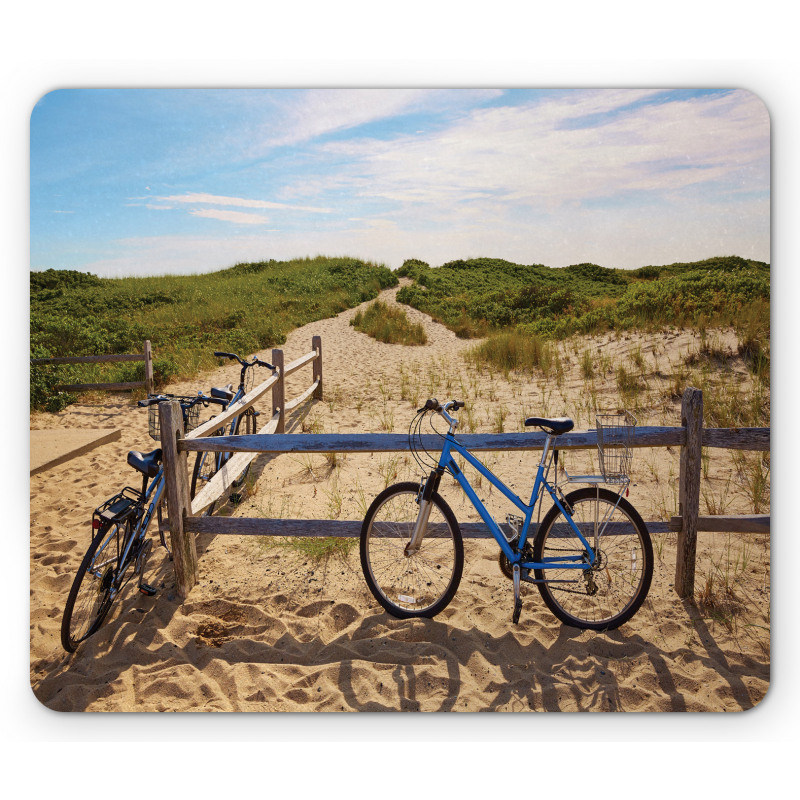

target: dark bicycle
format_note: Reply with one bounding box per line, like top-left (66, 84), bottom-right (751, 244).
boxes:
top-left (60, 393), bottom-right (224, 652)
top-left (189, 351), bottom-right (274, 516)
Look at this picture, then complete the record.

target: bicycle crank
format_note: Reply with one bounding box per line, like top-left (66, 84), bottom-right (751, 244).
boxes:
top-left (512, 564), bottom-right (522, 624)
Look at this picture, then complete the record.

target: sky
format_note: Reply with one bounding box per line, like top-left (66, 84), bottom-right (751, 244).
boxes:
top-left (30, 88), bottom-right (771, 277)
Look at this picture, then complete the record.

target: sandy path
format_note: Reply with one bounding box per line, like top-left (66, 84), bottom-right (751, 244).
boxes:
top-left (29, 281), bottom-right (770, 711)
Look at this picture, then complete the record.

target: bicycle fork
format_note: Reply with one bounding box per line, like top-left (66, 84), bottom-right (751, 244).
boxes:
top-left (405, 470), bottom-right (442, 556)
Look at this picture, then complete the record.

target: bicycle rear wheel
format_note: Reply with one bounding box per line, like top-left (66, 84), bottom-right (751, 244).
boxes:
top-left (61, 523), bottom-right (121, 652)
top-left (360, 482), bottom-right (463, 619)
top-left (532, 487), bottom-right (653, 630)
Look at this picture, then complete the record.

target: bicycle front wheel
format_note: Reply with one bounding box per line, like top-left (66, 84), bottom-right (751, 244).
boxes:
top-left (360, 482), bottom-right (463, 619)
top-left (191, 429), bottom-right (223, 516)
top-left (61, 523), bottom-right (120, 652)
top-left (231, 409), bottom-right (256, 490)
top-left (532, 487), bottom-right (653, 631)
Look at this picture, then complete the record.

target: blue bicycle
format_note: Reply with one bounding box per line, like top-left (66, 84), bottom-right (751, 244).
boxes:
top-left (360, 399), bottom-right (653, 630)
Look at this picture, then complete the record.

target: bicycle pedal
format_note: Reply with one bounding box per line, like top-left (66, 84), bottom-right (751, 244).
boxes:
top-left (512, 597), bottom-right (522, 625)
top-left (138, 583), bottom-right (158, 596)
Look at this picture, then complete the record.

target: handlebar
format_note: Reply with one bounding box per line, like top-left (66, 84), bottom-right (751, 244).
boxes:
top-left (214, 351), bottom-right (275, 371)
top-left (138, 393), bottom-right (226, 409)
top-left (417, 398), bottom-right (464, 414)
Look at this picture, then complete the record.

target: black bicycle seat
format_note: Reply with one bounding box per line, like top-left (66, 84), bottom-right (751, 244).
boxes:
top-left (524, 417), bottom-right (574, 435)
top-left (211, 384), bottom-right (235, 401)
top-left (127, 448), bottom-right (163, 477)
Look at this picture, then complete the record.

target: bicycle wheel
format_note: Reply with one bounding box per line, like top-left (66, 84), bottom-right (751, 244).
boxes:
top-left (360, 482), bottom-right (463, 619)
top-left (532, 487), bottom-right (653, 631)
top-left (191, 429), bottom-right (223, 516)
top-left (61, 523), bottom-right (121, 652)
top-left (231, 409), bottom-right (256, 490)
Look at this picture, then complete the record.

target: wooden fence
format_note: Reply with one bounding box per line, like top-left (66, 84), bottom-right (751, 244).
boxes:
top-left (160, 335), bottom-right (323, 591)
top-left (158, 384), bottom-right (769, 601)
top-left (31, 340), bottom-right (154, 395)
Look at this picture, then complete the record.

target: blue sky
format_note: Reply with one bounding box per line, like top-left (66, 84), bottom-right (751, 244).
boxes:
top-left (30, 88), bottom-right (770, 277)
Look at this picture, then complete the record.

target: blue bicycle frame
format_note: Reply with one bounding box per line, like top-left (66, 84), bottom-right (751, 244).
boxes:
top-left (434, 431), bottom-right (597, 573)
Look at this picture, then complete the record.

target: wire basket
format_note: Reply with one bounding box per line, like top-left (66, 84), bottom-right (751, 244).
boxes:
top-left (148, 397), bottom-right (200, 441)
top-left (596, 411), bottom-right (636, 483)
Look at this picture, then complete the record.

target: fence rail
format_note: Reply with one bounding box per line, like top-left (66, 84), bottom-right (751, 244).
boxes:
top-left (31, 340), bottom-right (154, 395)
top-left (158, 385), bottom-right (769, 602)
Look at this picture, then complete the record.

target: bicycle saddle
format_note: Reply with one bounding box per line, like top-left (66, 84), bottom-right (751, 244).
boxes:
top-left (127, 448), bottom-right (163, 477)
top-left (211, 384), bottom-right (234, 401)
top-left (524, 417), bottom-right (574, 435)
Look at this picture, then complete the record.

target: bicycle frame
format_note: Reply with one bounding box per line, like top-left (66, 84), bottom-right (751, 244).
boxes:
top-left (434, 432), bottom-right (597, 573)
top-left (93, 470), bottom-right (165, 596)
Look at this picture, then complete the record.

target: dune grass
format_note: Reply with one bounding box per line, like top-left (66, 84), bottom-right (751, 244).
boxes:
top-left (350, 299), bottom-right (427, 346)
top-left (465, 329), bottom-right (553, 376)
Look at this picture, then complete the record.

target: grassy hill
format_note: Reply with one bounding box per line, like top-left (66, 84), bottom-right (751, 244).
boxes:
top-left (31, 256), bottom-right (397, 411)
top-left (396, 255), bottom-right (770, 340)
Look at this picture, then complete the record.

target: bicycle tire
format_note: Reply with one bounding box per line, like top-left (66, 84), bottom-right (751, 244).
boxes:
top-left (61, 523), bottom-right (120, 652)
top-left (190, 428), bottom-right (224, 517)
top-left (231, 409), bottom-right (256, 490)
top-left (532, 486), bottom-right (653, 631)
top-left (360, 481), bottom-right (463, 619)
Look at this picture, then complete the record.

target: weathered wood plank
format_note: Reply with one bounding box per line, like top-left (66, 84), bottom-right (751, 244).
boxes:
top-left (159, 401), bottom-right (197, 598)
top-left (272, 349), bottom-right (285, 434)
top-left (283, 349), bottom-right (316, 378)
top-left (55, 381), bottom-right (146, 392)
top-left (32, 353), bottom-right (144, 365)
top-left (702, 427), bottom-right (770, 451)
top-left (179, 516), bottom-right (676, 538)
top-left (190, 412), bottom-right (280, 515)
top-left (177, 426), bottom-right (771, 455)
top-left (185, 371), bottom-right (278, 440)
top-left (184, 517), bottom-right (498, 538)
top-left (285, 379), bottom-right (320, 412)
top-left (144, 339), bottom-right (154, 395)
top-left (669, 514), bottom-right (770, 534)
top-left (179, 427), bottom-right (683, 454)
top-left (676, 387), bottom-right (703, 598)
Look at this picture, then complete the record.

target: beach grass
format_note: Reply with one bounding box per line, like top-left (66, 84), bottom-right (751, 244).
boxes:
top-left (350, 299), bottom-right (427, 346)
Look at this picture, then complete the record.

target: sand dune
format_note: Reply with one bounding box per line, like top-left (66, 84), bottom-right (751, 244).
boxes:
top-left (30, 282), bottom-right (770, 711)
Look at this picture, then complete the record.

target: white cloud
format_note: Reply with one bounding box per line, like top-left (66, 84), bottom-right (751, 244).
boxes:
top-left (189, 208), bottom-right (273, 225)
top-left (257, 88), bottom-right (503, 150)
top-left (157, 191), bottom-right (332, 214)
top-left (313, 89), bottom-right (769, 210)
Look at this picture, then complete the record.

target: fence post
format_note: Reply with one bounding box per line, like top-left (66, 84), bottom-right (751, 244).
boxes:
top-left (159, 400), bottom-right (198, 598)
top-left (675, 387), bottom-right (703, 598)
top-left (312, 334), bottom-right (323, 400)
top-left (272, 348), bottom-right (285, 434)
top-left (144, 340), bottom-right (154, 395)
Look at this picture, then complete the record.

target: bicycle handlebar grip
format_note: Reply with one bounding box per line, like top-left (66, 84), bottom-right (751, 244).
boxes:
top-left (416, 398), bottom-right (440, 413)
top-left (453, 400), bottom-right (464, 410)
top-left (256, 359), bottom-right (275, 369)
top-left (137, 396), bottom-right (167, 408)
top-left (213, 351), bottom-right (237, 359)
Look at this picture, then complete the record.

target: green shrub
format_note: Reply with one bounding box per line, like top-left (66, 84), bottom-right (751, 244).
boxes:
top-left (30, 256), bottom-right (397, 410)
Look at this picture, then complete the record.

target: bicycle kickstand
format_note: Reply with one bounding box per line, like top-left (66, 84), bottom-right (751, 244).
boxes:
top-left (512, 563), bottom-right (522, 624)
top-left (136, 539), bottom-right (158, 597)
